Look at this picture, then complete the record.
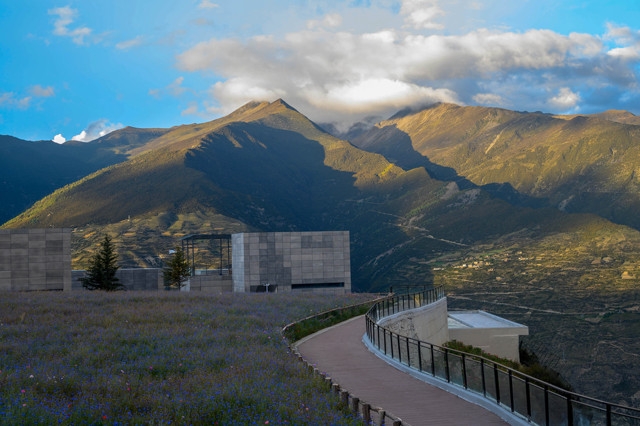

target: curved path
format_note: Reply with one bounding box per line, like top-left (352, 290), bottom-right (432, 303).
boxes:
top-left (296, 316), bottom-right (508, 426)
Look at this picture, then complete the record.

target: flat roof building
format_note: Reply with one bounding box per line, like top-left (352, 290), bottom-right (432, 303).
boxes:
top-left (448, 310), bottom-right (529, 362)
top-left (232, 231), bottom-right (350, 294)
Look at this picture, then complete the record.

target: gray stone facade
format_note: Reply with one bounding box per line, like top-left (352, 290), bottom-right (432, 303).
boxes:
top-left (189, 274), bottom-right (233, 293)
top-left (0, 228), bottom-right (71, 291)
top-left (232, 231), bottom-right (351, 294)
top-left (71, 268), bottom-right (163, 291)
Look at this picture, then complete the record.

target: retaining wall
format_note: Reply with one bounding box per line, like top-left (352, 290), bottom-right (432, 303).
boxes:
top-left (378, 297), bottom-right (449, 346)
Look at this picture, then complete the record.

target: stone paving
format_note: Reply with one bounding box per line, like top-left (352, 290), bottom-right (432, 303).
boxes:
top-left (297, 316), bottom-right (509, 426)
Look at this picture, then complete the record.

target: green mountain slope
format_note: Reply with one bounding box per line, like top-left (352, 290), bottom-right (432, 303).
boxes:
top-left (0, 127), bottom-right (170, 224)
top-left (2, 99), bottom-right (573, 284)
top-left (354, 102), bottom-right (640, 229)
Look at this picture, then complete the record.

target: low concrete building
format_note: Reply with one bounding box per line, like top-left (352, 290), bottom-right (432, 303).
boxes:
top-left (232, 231), bottom-right (350, 294)
top-left (448, 310), bottom-right (529, 362)
top-left (0, 228), bottom-right (71, 291)
top-left (71, 268), bottom-right (163, 291)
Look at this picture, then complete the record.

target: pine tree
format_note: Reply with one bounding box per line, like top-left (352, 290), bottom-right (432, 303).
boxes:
top-left (80, 234), bottom-right (123, 291)
top-left (164, 246), bottom-right (191, 289)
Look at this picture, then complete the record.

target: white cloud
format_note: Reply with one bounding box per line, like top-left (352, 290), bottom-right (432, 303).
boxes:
top-left (48, 6), bottom-right (92, 45)
top-left (400, 0), bottom-right (444, 30)
top-left (116, 36), bottom-right (143, 50)
top-left (72, 119), bottom-right (124, 142)
top-left (198, 0), bottom-right (219, 9)
top-left (149, 77), bottom-right (189, 99)
top-left (72, 130), bottom-right (88, 141)
top-left (181, 103), bottom-right (199, 116)
top-left (52, 134), bottom-right (66, 144)
top-left (168, 77), bottom-right (187, 96)
top-left (607, 46), bottom-right (640, 60)
top-left (148, 88), bottom-right (161, 99)
top-left (550, 87), bottom-right (581, 109)
top-left (178, 25), bottom-right (627, 122)
top-left (305, 78), bottom-right (459, 113)
top-left (0, 92), bottom-right (31, 110)
top-left (30, 85), bottom-right (55, 97)
top-left (605, 23), bottom-right (639, 45)
top-left (307, 13), bottom-right (342, 30)
top-left (473, 93), bottom-right (506, 106)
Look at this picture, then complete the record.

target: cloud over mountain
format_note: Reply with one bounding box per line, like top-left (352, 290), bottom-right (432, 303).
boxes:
top-left (177, 12), bottom-right (640, 123)
top-left (71, 119), bottom-right (124, 142)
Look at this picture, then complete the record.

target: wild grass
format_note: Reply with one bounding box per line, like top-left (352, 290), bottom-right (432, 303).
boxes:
top-left (0, 291), bottom-right (375, 425)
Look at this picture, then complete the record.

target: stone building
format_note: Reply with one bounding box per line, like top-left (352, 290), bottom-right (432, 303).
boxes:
top-left (231, 231), bottom-right (350, 294)
top-left (0, 228), bottom-right (71, 291)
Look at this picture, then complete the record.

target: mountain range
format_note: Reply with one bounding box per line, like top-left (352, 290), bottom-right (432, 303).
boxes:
top-left (3, 99), bottom-right (640, 403)
top-left (4, 100), bottom-right (640, 286)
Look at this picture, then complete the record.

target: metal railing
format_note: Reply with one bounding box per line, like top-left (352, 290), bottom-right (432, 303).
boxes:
top-left (365, 286), bottom-right (640, 426)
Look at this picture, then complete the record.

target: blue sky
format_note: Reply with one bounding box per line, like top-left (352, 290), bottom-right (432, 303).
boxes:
top-left (2, 0), bottom-right (640, 142)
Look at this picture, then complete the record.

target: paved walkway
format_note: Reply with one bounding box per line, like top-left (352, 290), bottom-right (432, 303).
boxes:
top-left (297, 316), bottom-right (508, 426)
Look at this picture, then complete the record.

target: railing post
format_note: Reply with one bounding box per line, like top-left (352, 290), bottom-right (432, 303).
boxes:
top-left (377, 324), bottom-right (381, 349)
top-left (418, 341), bottom-right (423, 371)
top-left (566, 394), bottom-right (573, 426)
top-left (462, 353), bottom-right (467, 389)
top-left (363, 403), bottom-right (370, 424)
top-left (444, 348), bottom-right (450, 382)
top-left (544, 385), bottom-right (549, 426)
top-left (390, 332), bottom-right (394, 358)
top-left (481, 358), bottom-right (486, 397)
top-left (606, 404), bottom-right (612, 426)
top-left (340, 389), bottom-right (349, 406)
top-left (406, 337), bottom-right (411, 366)
top-left (508, 370), bottom-right (514, 412)
top-left (430, 344), bottom-right (435, 376)
top-left (397, 334), bottom-right (401, 362)
top-left (351, 397), bottom-right (359, 414)
top-left (526, 377), bottom-right (531, 419)
top-left (494, 364), bottom-right (501, 405)
top-left (383, 329), bottom-right (387, 355)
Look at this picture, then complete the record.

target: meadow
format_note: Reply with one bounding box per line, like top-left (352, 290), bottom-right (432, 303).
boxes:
top-left (0, 291), bottom-right (376, 425)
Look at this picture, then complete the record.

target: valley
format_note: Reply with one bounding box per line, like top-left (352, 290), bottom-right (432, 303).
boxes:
top-left (2, 99), bottom-right (640, 406)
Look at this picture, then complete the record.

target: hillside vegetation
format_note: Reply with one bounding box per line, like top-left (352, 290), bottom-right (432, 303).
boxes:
top-left (0, 291), bottom-right (373, 424)
top-left (355, 102), bottom-right (640, 229)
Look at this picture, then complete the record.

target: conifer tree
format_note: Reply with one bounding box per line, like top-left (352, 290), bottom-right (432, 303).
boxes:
top-left (80, 234), bottom-right (123, 291)
top-left (164, 246), bottom-right (191, 289)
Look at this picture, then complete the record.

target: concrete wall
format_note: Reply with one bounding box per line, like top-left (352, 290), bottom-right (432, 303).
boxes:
top-left (231, 234), bottom-right (245, 293)
top-left (449, 326), bottom-right (527, 362)
top-left (379, 298), bottom-right (449, 346)
top-left (0, 228), bottom-right (71, 291)
top-left (71, 268), bottom-right (162, 291)
top-left (232, 231), bottom-right (351, 294)
top-left (189, 274), bottom-right (233, 293)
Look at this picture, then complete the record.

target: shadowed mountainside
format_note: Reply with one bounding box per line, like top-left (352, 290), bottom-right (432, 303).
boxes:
top-left (0, 127), bottom-right (170, 224)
